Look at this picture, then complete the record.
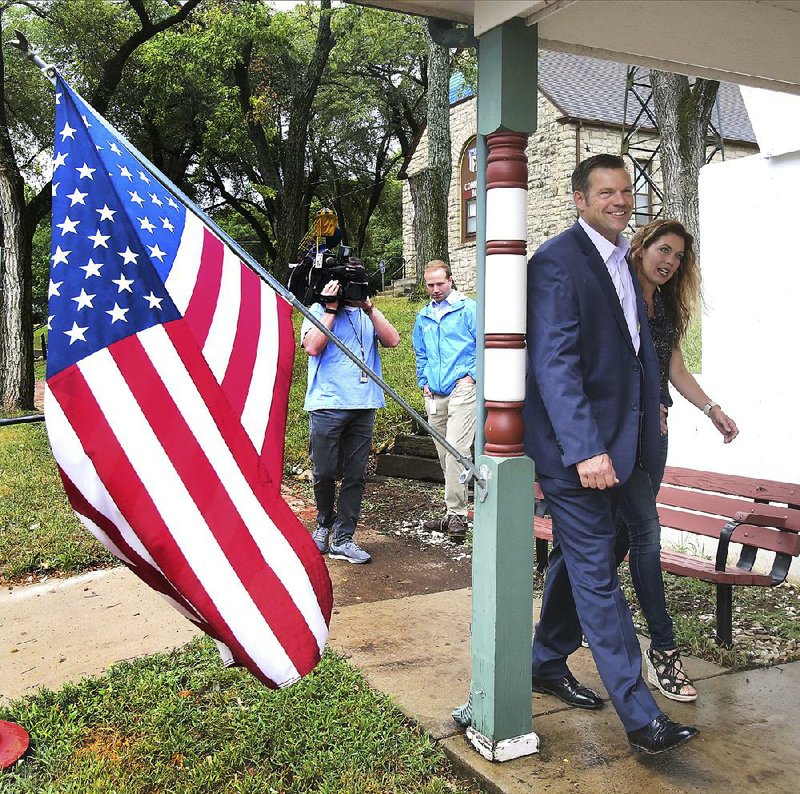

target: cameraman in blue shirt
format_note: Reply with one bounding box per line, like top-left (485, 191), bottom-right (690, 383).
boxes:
top-left (301, 262), bottom-right (400, 563)
top-left (412, 261), bottom-right (477, 542)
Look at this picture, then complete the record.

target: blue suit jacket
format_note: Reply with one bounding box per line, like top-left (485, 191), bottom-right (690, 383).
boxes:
top-left (523, 221), bottom-right (661, 486)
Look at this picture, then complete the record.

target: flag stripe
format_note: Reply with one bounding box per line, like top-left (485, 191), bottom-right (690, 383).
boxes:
top-left (183, 227), bottom-right (223, 345)
top-left (241, 280), bottom-right (276, 451)
top-left (63, 482), bottom-right (209, 627)
top-left (164, 319), bottom-right (332, 621)
top-left (110, 328), bottom-right (325, 671)
top-left (51, 359), bottom-right (294, 685)
top-left (221, 265), bottom-right (262, 418)
top-left (164, 213), bottom-right (205, 313)
top-left (204, 244), bottom-right (243, 383)
top-left (45, 387), bottom-right (166, 576)
top-left (80, 349), bottom-right (302, 684)
top-left (259, 296), bottom-right (295, 479)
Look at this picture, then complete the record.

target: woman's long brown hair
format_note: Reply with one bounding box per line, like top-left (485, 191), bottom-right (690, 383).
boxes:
top-left (630, 219), bottom-right (700, 343)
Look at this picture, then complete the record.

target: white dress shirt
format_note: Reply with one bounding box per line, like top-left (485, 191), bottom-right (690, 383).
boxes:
top-left (578, 217), bottom-right (640, 353)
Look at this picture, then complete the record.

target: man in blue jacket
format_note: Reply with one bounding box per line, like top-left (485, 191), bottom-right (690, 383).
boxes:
top-left (412, 261), bottom-right (477, 542)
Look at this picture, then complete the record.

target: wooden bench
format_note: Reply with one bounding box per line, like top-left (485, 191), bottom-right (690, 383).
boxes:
top-left (531, 467), bottom-right (800, 647)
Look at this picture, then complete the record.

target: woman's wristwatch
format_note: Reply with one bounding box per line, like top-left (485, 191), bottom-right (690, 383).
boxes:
top-left (702, 401), bottom-right (719, 416)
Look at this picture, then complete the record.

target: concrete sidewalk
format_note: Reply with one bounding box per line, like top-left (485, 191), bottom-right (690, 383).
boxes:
top-left (2, 569), bottom-right (799, 792)
top-left (331, 588), bottom-right (800, 793)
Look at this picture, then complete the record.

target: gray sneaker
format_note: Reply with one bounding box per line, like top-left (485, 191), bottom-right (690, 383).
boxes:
top-left (311, 525), bottom-right (330, 554)
top-left (328, 538), bottom-right (371, 564)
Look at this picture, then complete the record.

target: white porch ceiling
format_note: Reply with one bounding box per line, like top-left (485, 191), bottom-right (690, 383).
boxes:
top-left (351, 1), bottom-right (800, 95)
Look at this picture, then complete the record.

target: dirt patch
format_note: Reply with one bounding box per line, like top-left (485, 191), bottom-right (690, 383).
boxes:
top-left (286, 475), bottom-right (472, 608)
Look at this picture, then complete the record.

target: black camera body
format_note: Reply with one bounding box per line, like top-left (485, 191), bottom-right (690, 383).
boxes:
top-left (288, 245), bottom-right (370, 307)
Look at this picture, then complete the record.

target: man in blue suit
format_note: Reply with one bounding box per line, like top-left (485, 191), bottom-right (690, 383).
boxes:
top-left (523, 154), bottom-right (698, 754)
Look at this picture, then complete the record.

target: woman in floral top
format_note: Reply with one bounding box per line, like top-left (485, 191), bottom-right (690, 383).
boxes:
top-left (616, 219), bottom-right (738, 702)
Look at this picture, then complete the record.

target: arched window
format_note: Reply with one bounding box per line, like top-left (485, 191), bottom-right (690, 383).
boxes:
top-left (460, 137), bottom-right (478, 242)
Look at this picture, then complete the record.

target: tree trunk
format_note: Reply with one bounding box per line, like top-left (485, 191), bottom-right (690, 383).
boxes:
top-left (410, 31), bottom-right (451, 280)
top-left (0, 15), bottom-right (34, 412)
top-left (650, 70), bottom-right (719, 262)
top-left (273, 0), bottom-right (336, 283)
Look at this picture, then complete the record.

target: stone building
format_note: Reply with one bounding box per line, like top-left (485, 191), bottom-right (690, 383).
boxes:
top-left (400, 51), bottom-right (758, 292)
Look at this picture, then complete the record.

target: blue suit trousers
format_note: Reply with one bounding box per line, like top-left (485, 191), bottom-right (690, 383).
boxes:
top-left (532, 475), bottom-right (661, 733)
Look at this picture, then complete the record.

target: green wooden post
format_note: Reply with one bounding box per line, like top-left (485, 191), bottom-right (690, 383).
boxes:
top-left (467, 18), bottom-right (539, 761)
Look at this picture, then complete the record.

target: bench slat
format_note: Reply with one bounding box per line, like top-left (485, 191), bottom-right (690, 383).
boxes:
top-left (663, 466), bottom-right (800, 508)
top-left (659, 550), bottom-right (773, 586)
top-left (657, 506), bottom-right (800, 556)
top-left (656, 485), bottom-right (800, 532)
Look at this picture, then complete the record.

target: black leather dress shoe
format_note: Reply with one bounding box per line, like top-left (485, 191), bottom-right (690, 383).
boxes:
top-left (626, 715), bottom-right (699, 755)
top-left (531, 673), bottom-right (604, 709)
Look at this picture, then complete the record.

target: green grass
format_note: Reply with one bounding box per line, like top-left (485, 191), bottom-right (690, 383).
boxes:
top-left (681, 314), bottom-right (701, 374)
top-left (285, 297), bottom-right (426, 470)
top-left (0, 639), bottom-right (481, 794)
top-left (619, 564), bottom-right (800, 670)
top-left (0, 423), bottom-right (113, 583)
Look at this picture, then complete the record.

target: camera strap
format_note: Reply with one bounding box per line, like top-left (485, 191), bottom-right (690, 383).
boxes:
top-left (344, 309), bottom-right (368, 383)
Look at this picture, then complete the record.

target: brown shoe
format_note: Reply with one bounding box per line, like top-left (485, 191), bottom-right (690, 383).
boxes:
top-left (447, 514), bottom-right (467, 542)
top-left (422, 516), bottom-right (449, 532)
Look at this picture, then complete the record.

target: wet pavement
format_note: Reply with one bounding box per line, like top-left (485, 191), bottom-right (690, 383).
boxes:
top-left (2, 570), bottom-right (798, 792)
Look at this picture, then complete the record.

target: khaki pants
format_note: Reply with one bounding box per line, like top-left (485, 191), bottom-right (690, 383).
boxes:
top-left (426, 380), bottom-right (477, 516)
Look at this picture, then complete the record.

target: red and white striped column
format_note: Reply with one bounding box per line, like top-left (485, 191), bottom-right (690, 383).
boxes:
top-left (483, 132), bottom-right (528, 457)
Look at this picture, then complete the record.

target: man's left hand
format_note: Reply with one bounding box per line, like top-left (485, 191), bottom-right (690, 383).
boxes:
top-left (457, 375), bottom-right (475, 385)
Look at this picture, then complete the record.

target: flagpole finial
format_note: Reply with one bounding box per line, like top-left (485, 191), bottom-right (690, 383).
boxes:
top-left (7, 30), bottom-right (57, 84)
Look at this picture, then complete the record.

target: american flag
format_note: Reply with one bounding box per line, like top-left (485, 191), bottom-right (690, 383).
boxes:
top-left (45, 75), bottom-right (332, 688)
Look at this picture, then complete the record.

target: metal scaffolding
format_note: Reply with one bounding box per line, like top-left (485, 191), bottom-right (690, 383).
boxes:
top-left (620, 66), bottom-right (726, 226)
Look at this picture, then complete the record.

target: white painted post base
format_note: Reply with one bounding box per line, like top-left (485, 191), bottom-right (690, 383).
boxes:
top-left (466, 726), bottom-right (540, 762)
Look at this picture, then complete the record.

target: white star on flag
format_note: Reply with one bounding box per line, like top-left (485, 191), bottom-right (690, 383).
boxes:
top-left (51, 246), bottom-right (71, 266)
top-left (80, 259), bottom-right (104, 278)
top-left (128, 191), bottom-right (145, 206)
top-left (143, 291), bottom-right (163, 309)
top-left (71, 289), bottom-right (96, 310)
top-left (53, 152), bottom-right (68, 170)
top-left (96, 205), bottom-right (116, 222)
top-left (76, 163), bottom-right (96, 179)
top-left (118, 246), bottom-right (139, 265)
top-left (52, 182), bottom-right (60, 196)
top-left (138, 171), bottom-right (150, 184)
top-left (64, 321), bottom-right (89, 345)
top-left (112, 274), bottom-right (134, 293)
top-left (66, 188), bottom-right (88, 206)
top-left (88, 230), bottom-right (110, 248)
top-left (161, 217), bottom-right (175, 233)
top-left (106, 302), bottom-right (130, 323)
top-left (149, 193), bottom-right (164, 207)
top-left (59, 122), bottom-right (77, 140)
top-left (147, 243), bottom-right (167, 262)
top-left (56, 216), bottom-right (80, 235)
top-left (48, 279), bottom-right (64, 297)
top-left (138, 217), bottom-right (156, 233)
top-left (119, 165), bottom-right (133, 180)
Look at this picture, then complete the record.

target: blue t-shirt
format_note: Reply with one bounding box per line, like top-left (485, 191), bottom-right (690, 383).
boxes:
top-left (301, 303), bottom-right (386, 411)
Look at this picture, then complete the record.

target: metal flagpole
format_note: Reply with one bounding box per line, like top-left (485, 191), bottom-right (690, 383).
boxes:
top-left (8, 32), bottom-right (486, 494)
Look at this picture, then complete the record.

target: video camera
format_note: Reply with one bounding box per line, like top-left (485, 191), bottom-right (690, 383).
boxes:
top-left (287, 245), bottom-right (370, 307)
